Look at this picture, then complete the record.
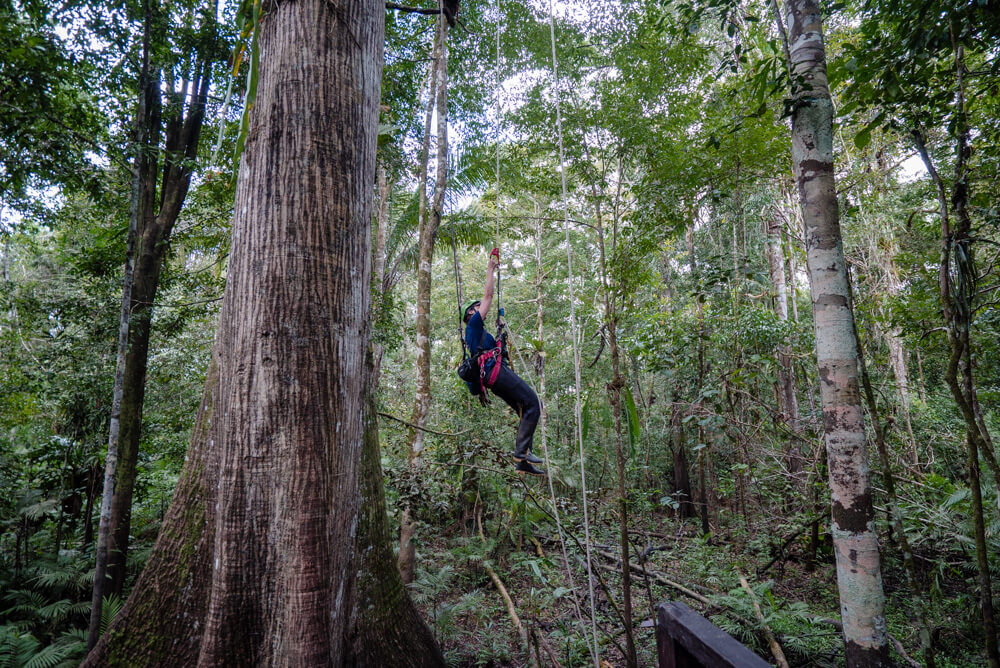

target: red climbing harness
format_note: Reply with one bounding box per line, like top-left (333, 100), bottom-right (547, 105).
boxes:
top-left (477, 338), bottom-right (504, 396)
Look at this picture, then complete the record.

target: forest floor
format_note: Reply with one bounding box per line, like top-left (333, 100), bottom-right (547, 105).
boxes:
top-left (407, 496), bottom-right (985, 668)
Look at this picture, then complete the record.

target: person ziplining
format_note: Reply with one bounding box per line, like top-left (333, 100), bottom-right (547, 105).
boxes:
top-left (459, 248), bottom-right (545, 475)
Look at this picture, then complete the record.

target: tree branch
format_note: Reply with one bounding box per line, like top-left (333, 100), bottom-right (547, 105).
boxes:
top-left (385, 3), bottom-right (442, 15)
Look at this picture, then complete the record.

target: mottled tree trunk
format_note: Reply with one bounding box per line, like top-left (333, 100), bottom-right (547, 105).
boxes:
top-left (777, 0), bottom-right (889, 664)
top-left (82, 1), bottom-right (383, 663)
top-left (87, 3), bottom-right (154, 644)
top-left (399, 20), bottom-right (447, 584)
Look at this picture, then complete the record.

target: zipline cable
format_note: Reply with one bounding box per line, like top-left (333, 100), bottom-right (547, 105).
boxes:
top-left (546, 1), bottom-right (600, 664)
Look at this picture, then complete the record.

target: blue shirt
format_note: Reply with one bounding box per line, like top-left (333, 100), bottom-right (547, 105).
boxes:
top-left (464, 311), bottom-right (502, 392)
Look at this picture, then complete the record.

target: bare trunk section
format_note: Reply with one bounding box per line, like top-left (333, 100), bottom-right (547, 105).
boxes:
top-left (533, 208), bottom-right (586, 629)
top-left (399, 17), bottom-right (448, 584)
top-left (670, 394), bottom-right (695, 518)
top-left (776, 0), bottom-right (889, 664)
top-left (909, 38), bottom-right (999, 662)
top-left (850, 276), bottom-right (936, 668)
top-left (687, 223), bottom-right (712, 537)
top-left (586, 155), bottom-right (636, 667)
top-left (83, 1), bottom-right (383, 663)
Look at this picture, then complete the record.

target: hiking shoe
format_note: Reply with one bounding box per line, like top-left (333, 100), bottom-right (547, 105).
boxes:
top-left (512, 451), bottom-right (543, 464)
top-left (515, 460), bottom-right (546, 476)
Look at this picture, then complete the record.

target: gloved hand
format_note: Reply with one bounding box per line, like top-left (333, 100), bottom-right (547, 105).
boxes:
top-left (490, 247), bottom-right (500, 261)
top-left (478, 393), bottom-right (491, 407)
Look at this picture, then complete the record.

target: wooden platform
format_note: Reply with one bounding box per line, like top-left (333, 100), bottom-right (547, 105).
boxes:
top-left (656, 601), bottom-right (772, 668)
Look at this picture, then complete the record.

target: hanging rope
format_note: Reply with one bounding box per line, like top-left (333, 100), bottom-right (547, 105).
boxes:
top-left (547, 1), bottom-right (600, 664)
top-left (494, 0), bottom-right (503, 330)
top-left (448, 167), bottom-right (467, 361)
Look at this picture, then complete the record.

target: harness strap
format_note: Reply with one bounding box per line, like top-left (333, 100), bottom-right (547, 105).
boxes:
top-left (477, 339), bottom-right (504, 395)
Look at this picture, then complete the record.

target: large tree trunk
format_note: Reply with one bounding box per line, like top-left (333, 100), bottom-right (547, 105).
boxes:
top-left (82, 0), bottom-right (384, 662)
top-left (399, 16), bottom-right (448, 584)
top-left (777, 0), bottom-right (889, 665)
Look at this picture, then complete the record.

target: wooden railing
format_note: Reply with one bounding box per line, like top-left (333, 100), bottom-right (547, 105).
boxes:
top-left (656, 601), bottom-right (772, 668)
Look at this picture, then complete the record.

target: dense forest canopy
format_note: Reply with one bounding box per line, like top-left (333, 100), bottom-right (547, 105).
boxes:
top-left (1, 0), bottom-right (999, 665)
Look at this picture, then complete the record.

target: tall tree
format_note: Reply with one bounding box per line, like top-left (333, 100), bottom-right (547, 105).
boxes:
top-left (399, 12), bottom-right (450, 584)
top-left (83, 0), bottom-right (385, 661)
top-left (96, 0), bottom-right (225, 603)
top-left (775, 0), bottom-right (890, 664)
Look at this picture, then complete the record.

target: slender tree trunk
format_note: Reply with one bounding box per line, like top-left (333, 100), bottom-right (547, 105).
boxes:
top-left (82, 1), bottom-right (384, 662)
top-left (670, 393), bottom-right (694, 518)
top-left (586, 156), bottom-right (637, 667)
top-left (849, 270), bottom-right (936, 667)
top-left (687, 223), bottom-right (712, 537)
top-left (87, 10), bottom-right (149, 643)
top-left (101, 2), bottom-right (216, 599)
top-left (399, 17), bottom-right (448, 584)
top-left (909, 39), bottom-right (999, 662)
top-left (82, 463), bottom-right (98, 548)
top-left (776, 0), bottom-right (889, 664)
top-left (372, 161), bottom-right (392, 380)
top-left (767, 211), bottom-right (801, 475)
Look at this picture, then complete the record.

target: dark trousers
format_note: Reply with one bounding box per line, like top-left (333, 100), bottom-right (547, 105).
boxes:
top-left (489, 364), bottom-right (541, 458)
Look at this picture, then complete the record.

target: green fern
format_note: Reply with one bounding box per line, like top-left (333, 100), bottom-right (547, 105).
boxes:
top-left (0, 625), bottom-right (39, 668)
top-left (23, 642), bottom-right (72, 668)
top-left (100, 593), bottom-right (124, 635)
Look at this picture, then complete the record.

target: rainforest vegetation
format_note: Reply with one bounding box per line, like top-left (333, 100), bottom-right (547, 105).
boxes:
top-left (1, 0), bottom-right (999, 665)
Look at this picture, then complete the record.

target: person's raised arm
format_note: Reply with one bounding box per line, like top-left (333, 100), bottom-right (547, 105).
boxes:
top-left (476, 248), bottom-right (499, 320)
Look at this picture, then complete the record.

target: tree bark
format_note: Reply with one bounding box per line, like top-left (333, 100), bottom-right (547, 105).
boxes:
top-left (909, 38), bottom-right (999, 662)
top-left (82, 0), bottom-right (384, 663)
top-left (850, 276), bottom-right (936, 668)
top-left (585, 146), bottom-right (636, 667)
top-left (87, 1), bottom-right (152, 645)
top-left (777, 0), bottom-right (889, 664)
top-left (399, 19), bottom-right (447, 584)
